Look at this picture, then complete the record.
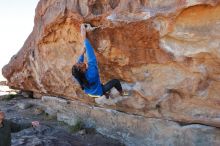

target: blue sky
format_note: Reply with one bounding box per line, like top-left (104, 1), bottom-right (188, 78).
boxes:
top-left (0, 0), bottom-right (39, 80)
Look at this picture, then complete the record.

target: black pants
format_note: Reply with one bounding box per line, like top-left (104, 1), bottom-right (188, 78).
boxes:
top-left (102, 79), bottom-right (122, 95)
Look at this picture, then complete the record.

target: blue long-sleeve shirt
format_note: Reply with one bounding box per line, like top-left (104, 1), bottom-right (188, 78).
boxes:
top-left (77, 38), bottom-right (103, 96)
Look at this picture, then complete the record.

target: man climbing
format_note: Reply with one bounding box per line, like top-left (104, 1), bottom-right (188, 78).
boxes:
top-left (72, 24), bottom-right (129, 99)
top-left (0, 111), bottom-right (40, 146)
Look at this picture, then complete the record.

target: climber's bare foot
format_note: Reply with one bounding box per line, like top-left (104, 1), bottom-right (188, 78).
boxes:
top-left (104, 92), bottom-right (110, 99)
top-left (120, 91), bottom-right (130, 96)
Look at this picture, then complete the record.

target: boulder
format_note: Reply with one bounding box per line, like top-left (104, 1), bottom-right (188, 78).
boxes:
top-left (2, 0), bottom-right (220, 128)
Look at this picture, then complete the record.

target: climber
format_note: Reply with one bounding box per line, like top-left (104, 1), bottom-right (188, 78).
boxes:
top-left (0, 111), bottom-right (40, 146)
top-left (72, 24), bottom-right (129, 99)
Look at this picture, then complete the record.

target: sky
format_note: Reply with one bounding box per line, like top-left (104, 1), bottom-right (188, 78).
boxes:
top-left (0, 0), bottom-right (39, 81)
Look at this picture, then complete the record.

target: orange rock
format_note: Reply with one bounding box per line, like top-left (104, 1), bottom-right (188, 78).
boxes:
top-left (2, 0), bottom-right (220, 127)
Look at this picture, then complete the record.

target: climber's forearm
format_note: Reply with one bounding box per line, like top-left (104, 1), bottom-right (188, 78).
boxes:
top-left (84, 38), bottom-right (97, 64)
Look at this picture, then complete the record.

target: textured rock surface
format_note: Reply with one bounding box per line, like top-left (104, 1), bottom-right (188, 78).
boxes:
top-left (2, 0), bottom-right (220, 128)
top-left (0, 96), bottom-right (124, 146)
top-left (0, 81), bottom-right (7, 86)
top-left (43, 96), bottom-right (220, 146)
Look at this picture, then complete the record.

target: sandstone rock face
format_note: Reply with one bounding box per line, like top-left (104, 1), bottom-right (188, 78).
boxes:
top-left (43, 96), bottom-right (220, 146)
top-left (2, 0), bottom-right (220, 129)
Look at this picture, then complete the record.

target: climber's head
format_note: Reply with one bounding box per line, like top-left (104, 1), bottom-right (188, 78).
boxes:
top-left (73, 62), bottom-right (87, 73)
top-left (72, 63), bottom-right (89, 89)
